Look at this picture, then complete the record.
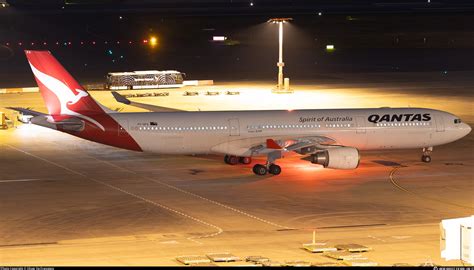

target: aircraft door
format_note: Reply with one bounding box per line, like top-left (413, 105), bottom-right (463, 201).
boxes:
top-left (354, 116), bottom-right (368, 149)
top-left (355, 116), bottom-right (366, 134)
top-left (228, 118), bottom-right (240, 136)
top-left (435, 115), bottom-right (445, 132)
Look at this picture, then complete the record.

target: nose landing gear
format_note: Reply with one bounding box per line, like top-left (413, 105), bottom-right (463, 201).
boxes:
top-left (421, 147), bottom-right (433, 163)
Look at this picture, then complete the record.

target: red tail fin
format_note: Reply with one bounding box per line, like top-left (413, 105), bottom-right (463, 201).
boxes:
top-left (25, 50), bottom-right (104, 116)
top-left (24, 50), bottom-right (142, 152)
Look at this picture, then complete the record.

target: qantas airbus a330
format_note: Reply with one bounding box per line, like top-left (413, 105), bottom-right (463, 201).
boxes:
top-left (10, 51), bottom-right (471, 175)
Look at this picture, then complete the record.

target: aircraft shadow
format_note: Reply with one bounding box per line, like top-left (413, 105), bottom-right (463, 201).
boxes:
top-left (372, 160), bottom-right (402, 167)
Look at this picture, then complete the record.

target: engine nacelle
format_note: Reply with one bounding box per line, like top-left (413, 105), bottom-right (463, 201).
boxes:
top-left (311, 147), bottom-right (360, 169)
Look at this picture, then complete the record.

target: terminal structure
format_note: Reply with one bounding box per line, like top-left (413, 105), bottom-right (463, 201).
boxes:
top-left (106, 70), bottom-right (185, 90)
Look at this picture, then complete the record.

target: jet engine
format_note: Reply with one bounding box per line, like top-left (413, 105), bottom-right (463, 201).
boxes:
top-left (310, 147), bottom-right (360, 169)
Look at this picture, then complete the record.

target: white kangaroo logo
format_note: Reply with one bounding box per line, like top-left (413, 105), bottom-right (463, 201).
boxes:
top-left (29, 63), bottom-right (105, 131)
top-left (67, 89), bottom-right (88, 106)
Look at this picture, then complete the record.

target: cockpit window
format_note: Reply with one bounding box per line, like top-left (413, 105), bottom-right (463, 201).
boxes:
top-left (454, 119), bottom-right (462, 124)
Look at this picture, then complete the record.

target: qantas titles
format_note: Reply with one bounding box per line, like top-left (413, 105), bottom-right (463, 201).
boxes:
top-left (299, 114), bottom-right (431, 125)
top-left (368, 113), bottom-right (431, 124)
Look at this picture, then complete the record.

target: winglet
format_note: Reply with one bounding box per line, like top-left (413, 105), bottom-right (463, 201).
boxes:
top-left (266, 139), bottom-right (282, 149)
top-left (111, 91), bottom-right (132, 105)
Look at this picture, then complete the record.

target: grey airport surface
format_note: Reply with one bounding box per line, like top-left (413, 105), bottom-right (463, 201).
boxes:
top-left (0, 72), bottom-right (473, 266)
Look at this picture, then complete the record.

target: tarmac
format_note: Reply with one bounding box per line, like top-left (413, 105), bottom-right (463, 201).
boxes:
top-left (0, 73), bottom-right (473, 266)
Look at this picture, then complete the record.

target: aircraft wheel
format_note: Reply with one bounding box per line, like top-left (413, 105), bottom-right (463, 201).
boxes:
top-left (224, 155), bottom-right (230, 164)
top-left (240, 157), bottom-right (252, 164)
top-left (253, 164), bottom-right (267, 175)
top-left (268, 164), bottom-right (281, 175)
top-left (421, 155), bottom-right (432, 163)
top-left (228, 155), bottom-right (240, 165)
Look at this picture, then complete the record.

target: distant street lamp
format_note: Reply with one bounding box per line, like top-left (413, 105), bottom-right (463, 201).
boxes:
top-left (268, 18), bottom-right (293, 92)
top-left (149, 36), bottom-right (158, 47)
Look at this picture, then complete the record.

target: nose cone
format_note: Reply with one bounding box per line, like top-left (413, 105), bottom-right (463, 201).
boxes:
top-left (460, 123), bottom-right (472, 137)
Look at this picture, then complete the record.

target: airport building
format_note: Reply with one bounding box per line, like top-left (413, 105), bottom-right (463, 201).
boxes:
top-left (106, 70), bottom-right (185, 90)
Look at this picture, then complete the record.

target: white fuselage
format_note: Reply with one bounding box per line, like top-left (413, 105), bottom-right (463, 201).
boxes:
top-left (109, 107), bottom-right (471, 156)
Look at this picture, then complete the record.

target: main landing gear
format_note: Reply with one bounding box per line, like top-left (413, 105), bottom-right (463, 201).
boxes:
top-left (421, 146), bottom-right (433, 163)
top-left (224, 155), bottom-right (252, 165)
top-left (252, 163), bottom-right (281, 176)
top-left (252, 151), bottom-right (282, 176)
top-left (225, 152), bottom-right (283, 176)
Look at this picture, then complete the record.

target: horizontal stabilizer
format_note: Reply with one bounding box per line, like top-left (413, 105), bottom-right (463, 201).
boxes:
top-left (7, 107), bottom-right (85, 132)
top-left (32, 115), bottom-right (84, 132)
top-left (6, 107), bottom-right (46, 117)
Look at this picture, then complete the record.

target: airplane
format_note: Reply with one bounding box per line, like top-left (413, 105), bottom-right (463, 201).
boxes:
top-left (9, 50), bottom-right (472, 176)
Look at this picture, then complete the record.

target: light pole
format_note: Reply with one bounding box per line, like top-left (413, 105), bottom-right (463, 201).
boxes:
top-left (268, 17), bottom-right (293, 92)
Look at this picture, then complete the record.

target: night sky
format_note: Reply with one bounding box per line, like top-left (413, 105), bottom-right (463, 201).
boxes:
top-left (0, 0), bottom-right (473, 87)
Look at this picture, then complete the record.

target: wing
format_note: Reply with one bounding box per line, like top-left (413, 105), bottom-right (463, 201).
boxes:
top-left (211, 136), bottom-right (337, 157)
top-left (111, 92), bottom-right (183, 112)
